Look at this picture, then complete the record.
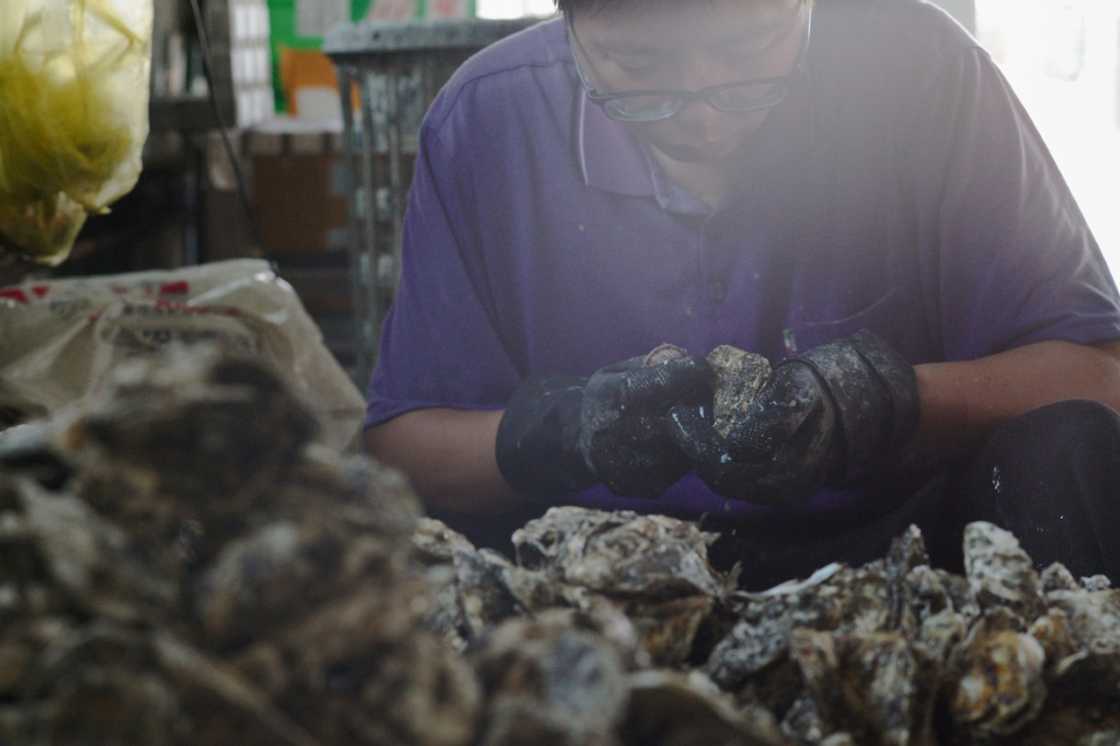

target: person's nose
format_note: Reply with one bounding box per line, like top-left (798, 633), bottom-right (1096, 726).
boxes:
top-left (674, 98), bottom-right (725, 141)
top-left (672, 56), bottom-right (727, 135)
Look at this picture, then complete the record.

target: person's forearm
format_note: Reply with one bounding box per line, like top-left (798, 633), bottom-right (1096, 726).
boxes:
top-left (913, 340), bottom-right (1120, 461)
top-left (364, 408), bottom-right (520, 514)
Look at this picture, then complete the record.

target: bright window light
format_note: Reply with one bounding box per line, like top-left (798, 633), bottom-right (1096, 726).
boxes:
top-left (977, 0), bottom-right (1120, 279)
top-left (477, 0), bottom-right (555, 19)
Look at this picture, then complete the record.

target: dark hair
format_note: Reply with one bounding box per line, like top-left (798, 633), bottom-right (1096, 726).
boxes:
top-left (556, 0), bottom-right (807, 17)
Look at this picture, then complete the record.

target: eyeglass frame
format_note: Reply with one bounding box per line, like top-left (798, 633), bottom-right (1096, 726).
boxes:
top-left (566, 1), bottom-right (814, 123)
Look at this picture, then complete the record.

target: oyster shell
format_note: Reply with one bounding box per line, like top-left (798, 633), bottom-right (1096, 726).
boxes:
top-left (231, 577), bottom-right (480, 746)
top-left (1018, 710), bottom-right (1120, 746)
top-left (963, 522), bottom-right (1045, 621)
top-left (411, 518), bottom-right (517, 650)
top-left (0, 616), bottom-right (72, 706)
top-left (886, 524), bottom-right (932, 578)
top-left (16, 624), bottom-right (320, 746)
top-left (1028, 607), bottom-right (1085, 676)
top-left (1, 349), bottom-right (457, 745)
top-left (789, 629), bottom-right (938, 746)
top-left (905, 565), bottom-right (963, 624)
top-left (948, 610), bottom-right (1048, 738)
top-left (1041, 562), bottom-right (1080, 594)
top-left (412, 517), bottom-right (649, 654)
top-left (621, 669), bottom-right (788, 746)
top-left (66, 350), bottom-right (318, 507)
top-left (513, 507), bottom-right (728, 598)
top-left (915, 608), bottom-right (968, 663)
top-left (450, 543), bottom-right (588, 641)
top-left (453, 547), bottom-right (526, 641)
top-left (9, 344), bottom-right (1120, 746)
top-left (618, 594), bottom-right (714, 666)
top-left (781, 694), bottom-right (827, 745)
top-left (819, 735), bottom-right (858, 746)
top-left (0, 422), bottom-right (73, 490)
top-left (986, 587), bottom-right (1120, 743)
top-left (898, 535), bottom-right (976, 662)
top-left (706, 345), bottom-right (772, 439)
top-left (1047, 589), bottom-right (1120, 658)
top-left (36, 349), bottom-right (410, 555)
top-left (3, 477), bottom-right (175, 626)
top-left (705, 562), bottom-right (894, 691)
top-left (1037, 588), bottom-right (1120, 704)
top-left (642, 342), bottom-right (771, 450)
top-left (1082, 575), bottom-right (1112, 593)
top-left (511, 507), bottom-right (730, 664)
top-left (473, 611), bottom-right (630, 746)
top-left (195, 517), bottom-right (397, 650)
top-left (413, 517), bottom-right (476, 566)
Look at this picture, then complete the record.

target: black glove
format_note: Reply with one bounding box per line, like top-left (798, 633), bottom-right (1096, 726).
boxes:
top-left (670, 331), bottom-right (919, 505)
top-left (496, 355), bottom-right (714, 499)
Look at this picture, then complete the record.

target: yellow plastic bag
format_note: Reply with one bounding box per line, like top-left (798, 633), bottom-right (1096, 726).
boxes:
top-left (0, 0), bottom-right (152, 265)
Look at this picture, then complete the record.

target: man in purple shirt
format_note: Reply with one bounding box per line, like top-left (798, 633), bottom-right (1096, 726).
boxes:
top-left (365, 0), bottom-right (1120, 587)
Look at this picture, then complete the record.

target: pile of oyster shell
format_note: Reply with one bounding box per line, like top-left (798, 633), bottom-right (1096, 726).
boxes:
top-left (3, 350), bottom-right (1120, 746)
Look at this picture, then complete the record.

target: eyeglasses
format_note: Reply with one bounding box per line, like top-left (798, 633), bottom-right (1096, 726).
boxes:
top-left (567, 2), bottom-right (812, 123)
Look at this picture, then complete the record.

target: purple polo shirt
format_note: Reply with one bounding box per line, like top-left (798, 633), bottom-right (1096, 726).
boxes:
top-left (365, 0), bottom-right (1120, 524)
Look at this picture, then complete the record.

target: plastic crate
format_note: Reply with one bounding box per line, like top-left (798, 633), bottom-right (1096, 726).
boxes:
top-left (325, 16), bottom-right (540, 387)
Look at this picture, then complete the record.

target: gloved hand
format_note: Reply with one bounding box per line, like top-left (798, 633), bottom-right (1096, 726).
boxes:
top-left (496, 354), bottom-right (714, 499)
top-left (670, 331), bottom-right (919, 505)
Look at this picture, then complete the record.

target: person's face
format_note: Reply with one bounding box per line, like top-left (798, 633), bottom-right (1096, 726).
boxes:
top-left (570, 0), bottom-right (807, 164)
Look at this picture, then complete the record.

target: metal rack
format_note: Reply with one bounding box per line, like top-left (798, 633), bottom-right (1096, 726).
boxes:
top-left (325, 17), bottom-right (540, 387)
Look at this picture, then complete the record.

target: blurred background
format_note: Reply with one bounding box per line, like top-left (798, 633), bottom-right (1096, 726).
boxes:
top-left (974, 0), bottom-right (1120, 269)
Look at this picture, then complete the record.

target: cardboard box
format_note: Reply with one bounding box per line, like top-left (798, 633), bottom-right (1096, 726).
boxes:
top-left (249, 121), bottom-right (350, 255)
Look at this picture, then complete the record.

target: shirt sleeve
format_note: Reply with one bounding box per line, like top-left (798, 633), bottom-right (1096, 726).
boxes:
top-left (911, 45), bottom-right (1120, 361)
top-left (364, 121), bottom-right (521, 429)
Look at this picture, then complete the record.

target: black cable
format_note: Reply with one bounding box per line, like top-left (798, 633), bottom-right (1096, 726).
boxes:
top-left (187, 0), bottom-right (261, 250)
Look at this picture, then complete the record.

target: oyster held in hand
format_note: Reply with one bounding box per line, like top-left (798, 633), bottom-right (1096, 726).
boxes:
top-left (705, 345), bottom-right (772, 439)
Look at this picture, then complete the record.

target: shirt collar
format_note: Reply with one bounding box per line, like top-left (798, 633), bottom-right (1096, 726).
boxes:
top-left (556, 11), bottom-right (663, 203)
top-left (577, 82), bottom-right (716, 214)
top-left (575, 86), bottom-right (656, 199)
